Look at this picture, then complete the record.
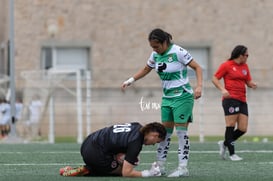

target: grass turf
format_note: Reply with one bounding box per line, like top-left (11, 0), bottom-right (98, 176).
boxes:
top-left (0, 141), bottom-right (273, 181)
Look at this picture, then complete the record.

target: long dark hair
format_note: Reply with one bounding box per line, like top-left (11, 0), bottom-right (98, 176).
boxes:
top-left (148, 28), bottom-right (172, 45)
top-left (229, 45), bottom-right (248, 60)
top-left (140, 122), bottom-right (166, 140)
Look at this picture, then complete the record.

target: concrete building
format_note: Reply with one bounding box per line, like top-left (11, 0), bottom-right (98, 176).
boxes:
top-left (0, 0), bottom-right (272, 141)
top-left (0, 0), bottom-right (8, 75)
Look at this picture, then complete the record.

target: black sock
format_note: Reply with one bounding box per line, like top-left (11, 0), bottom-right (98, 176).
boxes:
top-left (224, 127), bottom-right (235, 155)
top-left (233, 129), bottom-right (245, 141)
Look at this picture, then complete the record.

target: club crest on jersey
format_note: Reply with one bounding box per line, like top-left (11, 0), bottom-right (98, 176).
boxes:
top-left (111, 160), bottom-right (118, 169)
top-left (167, 56), bottom-right (173, 62)
top-left (242, 69), bottom-right (247, 75)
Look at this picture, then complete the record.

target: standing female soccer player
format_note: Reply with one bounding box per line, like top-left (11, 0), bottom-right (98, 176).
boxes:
top-left (121, 28), bottom-right (203, 177)
top-left (212, 45), bottom-right (257, 161)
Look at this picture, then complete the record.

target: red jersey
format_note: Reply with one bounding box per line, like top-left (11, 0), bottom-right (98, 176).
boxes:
top-left (214, 60), bottom-right (252, 102)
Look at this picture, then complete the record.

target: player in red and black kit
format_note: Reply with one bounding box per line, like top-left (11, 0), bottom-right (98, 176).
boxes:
top-left (59, 122), bottom-right (166, 177)
top-left (212, 45), bottom-right (257, 161)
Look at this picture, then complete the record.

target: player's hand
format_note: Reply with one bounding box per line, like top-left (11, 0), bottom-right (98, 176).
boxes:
top-left (222, 89), bottom-right (230, 98)
top-left (194, 86), bottom-right (202, 99)
top-left (141, 162), bottom-right (161, 177)
top-left (248, 81), bottom-right (257, 89)
top-left (121, 77), bottom-right (135, 91)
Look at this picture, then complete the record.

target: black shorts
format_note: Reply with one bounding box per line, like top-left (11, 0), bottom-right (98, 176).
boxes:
top-left (222, 98), bottom-right (248, 116)
top-left (80, 139), bottom-right (121, 176)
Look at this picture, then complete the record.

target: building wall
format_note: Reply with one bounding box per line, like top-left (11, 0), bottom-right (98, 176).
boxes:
top-left (0, 0), bottom-right (8, 75)
top-left (4, 0), bottom-right (273, 138)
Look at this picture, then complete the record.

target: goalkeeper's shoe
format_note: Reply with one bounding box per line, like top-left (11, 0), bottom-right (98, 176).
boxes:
top-left (168, 166), bottom-right (189, 177)
top-left (62, 165), bottom-right (90, 176)
top-left (59, 166), bottom-right (73, 175)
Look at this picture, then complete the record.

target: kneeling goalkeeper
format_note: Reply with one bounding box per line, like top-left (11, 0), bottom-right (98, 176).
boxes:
top-left (59, 122), bottom-right (166, 177)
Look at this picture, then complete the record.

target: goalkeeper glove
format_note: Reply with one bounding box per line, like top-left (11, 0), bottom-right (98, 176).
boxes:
top-left (141, 162), bottom-right (161, 177)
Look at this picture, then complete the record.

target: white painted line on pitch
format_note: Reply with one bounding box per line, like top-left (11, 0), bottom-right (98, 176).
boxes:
top-left (1, 162), bottom-right (273, 166)
top-left (0, 151), bottom-right (79, 154)
top-left (142, 150), bottom-right (273, 153)
top-left (0, 150), bottom-right (273, 154)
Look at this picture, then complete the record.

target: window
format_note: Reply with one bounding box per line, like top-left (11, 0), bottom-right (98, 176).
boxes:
top-left (41, 42), bottom-right (91, 77)
top-left (182, 45), bottom-right (211, 80)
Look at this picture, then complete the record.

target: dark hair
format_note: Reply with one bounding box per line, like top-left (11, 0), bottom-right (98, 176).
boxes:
top-left (148, 28), bottom-right (172, 45)
top-left (140, 122), bottom-right (166, 140)
top-left (229, 45), bottom-right (248, 60)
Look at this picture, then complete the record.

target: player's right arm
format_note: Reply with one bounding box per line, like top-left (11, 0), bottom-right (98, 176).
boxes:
top-left (122, 160), bottom-right (142, 177)
top-left (121, 65), bottom-right (152, 91)
top-left (212, 75), bottom-right (230, 98)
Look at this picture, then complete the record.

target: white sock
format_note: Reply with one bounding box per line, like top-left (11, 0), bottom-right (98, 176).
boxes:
top-left (156, 132), bottom-right (172, 162)
top-left (176, 130), bottom-right (190, 167)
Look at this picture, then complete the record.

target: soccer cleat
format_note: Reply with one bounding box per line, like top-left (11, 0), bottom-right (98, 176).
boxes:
top-left (59, 166), bottom-right (73, 175)
top-left (62, 165), bottom-right (90, 176)
top-left (229, 154), bottom-right (243, 161)
top-left (167, 166), bottom-right (189, 177)
top-left (218, 140), bottom-right (226, 160)
top-left (156, 160), bottom-right (166, 175)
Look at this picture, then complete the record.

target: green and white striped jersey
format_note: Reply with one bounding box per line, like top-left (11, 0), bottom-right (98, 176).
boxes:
top-left (147, 44), bottom-right (194, 98)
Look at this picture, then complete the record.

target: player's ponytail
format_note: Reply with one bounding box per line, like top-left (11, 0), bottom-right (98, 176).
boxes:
top-left (148, 28), bottom-right (172, 45)
top-left (229, 45), bottom-right (247, 60)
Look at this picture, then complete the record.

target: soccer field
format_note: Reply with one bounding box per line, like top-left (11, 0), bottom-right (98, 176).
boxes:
top-left (0, 141), bottom-right (273, 181)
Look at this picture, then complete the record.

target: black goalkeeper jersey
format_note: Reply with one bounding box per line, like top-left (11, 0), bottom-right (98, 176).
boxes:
top-left (82, 122), bottom-right (144, 165)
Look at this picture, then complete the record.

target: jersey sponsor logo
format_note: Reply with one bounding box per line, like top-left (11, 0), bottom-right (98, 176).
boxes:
top-left (184, 53), bottom-right (192, 61)
top-left (179, 48), bottom-right (185, 52)
top-left (178, 135), bottom-right (189, 161)
top-left (232, 67), bottom-right (237, 71)
top-left (148, 59), bottom-right (155, 65)
top-left (157, 62), bottom-right (167, 72)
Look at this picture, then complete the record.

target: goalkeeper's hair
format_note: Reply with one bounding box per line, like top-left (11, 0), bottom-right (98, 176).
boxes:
top-left (140, 122), bottom-right (166, 140)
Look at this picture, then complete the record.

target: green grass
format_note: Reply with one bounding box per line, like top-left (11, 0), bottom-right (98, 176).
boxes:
top-left (0, 141), bottom-right (273, 181)
top-left (52, 135), bottom-right (273, 143)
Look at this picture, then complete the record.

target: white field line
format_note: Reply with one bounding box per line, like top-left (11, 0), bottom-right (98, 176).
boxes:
top-left (1, 162), bottom-right (273, 166)
top-left (0, 150), bottom-right (273, 154)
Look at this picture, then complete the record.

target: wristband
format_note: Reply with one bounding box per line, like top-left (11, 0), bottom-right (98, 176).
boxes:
top-left (123, 77), bottom-right (135, 86)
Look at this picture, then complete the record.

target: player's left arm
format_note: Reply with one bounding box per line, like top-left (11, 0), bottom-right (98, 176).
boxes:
top-left (188, 59), bottom-right (203, 99)
top-left (122, 160), bottom-right (161, 177)
top-left (245, 66), bottom-right (257, 89)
